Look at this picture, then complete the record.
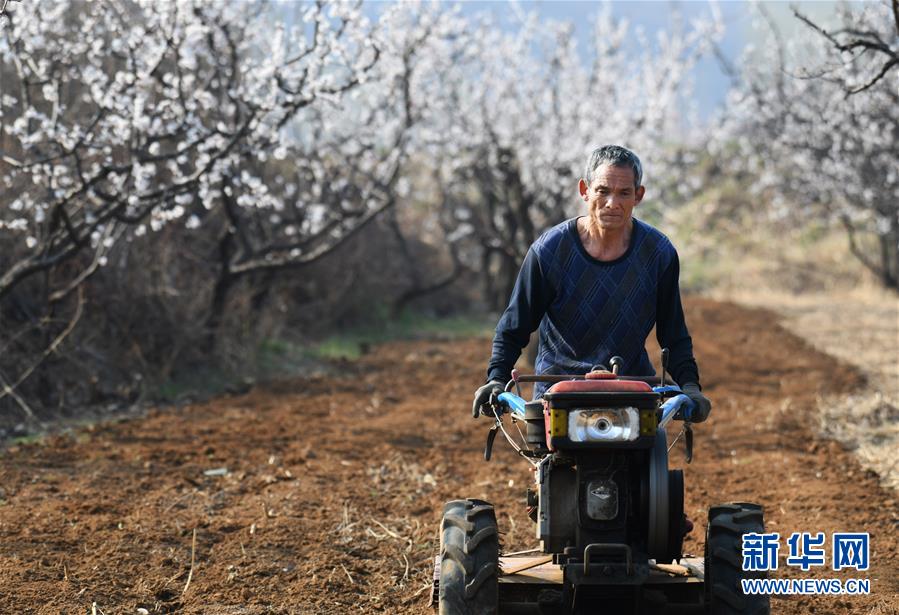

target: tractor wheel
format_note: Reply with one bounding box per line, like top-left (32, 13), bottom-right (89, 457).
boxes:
top-left (705, 503), bottom-right (770, 615)
top-left (439, 499), bottom-right (499, 615)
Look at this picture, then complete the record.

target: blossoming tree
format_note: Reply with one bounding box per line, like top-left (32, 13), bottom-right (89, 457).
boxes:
top-left (720, 1), bottom-right (898, 289)
top-left (0, 0), bottom-right (457, 408)
top-left (412, 5), bottom-right (723, 305)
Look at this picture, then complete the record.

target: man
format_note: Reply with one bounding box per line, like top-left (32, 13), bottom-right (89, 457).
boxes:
top-left (472, 145), bottom-right (710, 419)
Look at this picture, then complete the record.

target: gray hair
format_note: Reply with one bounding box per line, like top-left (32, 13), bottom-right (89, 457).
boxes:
top-left (583, 145), bottom-right (643, 189)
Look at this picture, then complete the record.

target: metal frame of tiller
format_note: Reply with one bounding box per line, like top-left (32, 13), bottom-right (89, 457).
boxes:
top-left (432, 353), bottom-right (710, 614)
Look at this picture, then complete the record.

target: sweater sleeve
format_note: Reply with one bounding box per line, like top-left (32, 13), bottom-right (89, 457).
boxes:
top-left (655, 251), bottom-right (701, 387)
top-left (486, 246), bottom-right (555, 384)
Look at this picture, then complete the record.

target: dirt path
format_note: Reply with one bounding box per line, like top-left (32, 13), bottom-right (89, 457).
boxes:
top-left (714, 288), bottom-right (899, 493)
top-left (0, 298), bottom-right (896, 614)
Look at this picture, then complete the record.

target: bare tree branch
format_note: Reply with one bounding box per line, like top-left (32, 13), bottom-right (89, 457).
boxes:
top-left (0, 287), bottom-right (85, 409)
top-left (794, 5), bottom-right (899, 95)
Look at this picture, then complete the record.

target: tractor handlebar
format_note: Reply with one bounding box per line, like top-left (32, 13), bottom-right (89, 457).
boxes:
top-left (496, 392), bottom-right (527, 419)
top-left (658, 393), bottom-right (697, 428)
top-left (510, 374), bottom-right (663, 385)
top-left (492, 385), bottom-right (697, 427)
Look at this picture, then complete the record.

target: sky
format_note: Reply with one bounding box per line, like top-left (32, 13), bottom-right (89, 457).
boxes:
top-left (278, 0), bottom-right (851, 120)
top-left (442, 0), bottom-right (848, 119)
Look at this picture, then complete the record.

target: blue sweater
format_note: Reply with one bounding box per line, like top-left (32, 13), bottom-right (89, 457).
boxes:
top-left (487, 217), bottom-right (699, 398)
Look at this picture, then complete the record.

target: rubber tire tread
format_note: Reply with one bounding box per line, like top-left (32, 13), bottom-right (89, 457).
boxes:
top-left (705, 502), bottom-right (770, 615)
top-left (439, 499), bottom-right (499, 615)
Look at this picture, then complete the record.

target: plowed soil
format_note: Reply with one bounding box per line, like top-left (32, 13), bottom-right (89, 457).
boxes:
top-left (1, 298), bottom-right (897, 614)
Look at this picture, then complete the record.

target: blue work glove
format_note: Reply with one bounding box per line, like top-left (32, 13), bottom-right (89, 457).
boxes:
top-left (681, 383), bottom-right (711, 422)
top-left (472, 380), bottom-right (504, 418)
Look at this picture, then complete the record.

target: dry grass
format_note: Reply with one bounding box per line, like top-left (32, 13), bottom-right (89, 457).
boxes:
top-left (714, 286), bottom-right (898, 490)
top-left (667, 192), bottom-right (898, 489)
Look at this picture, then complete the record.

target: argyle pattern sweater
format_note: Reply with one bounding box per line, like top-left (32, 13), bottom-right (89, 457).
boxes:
top-left (487, 217), bottom-right (699, 398)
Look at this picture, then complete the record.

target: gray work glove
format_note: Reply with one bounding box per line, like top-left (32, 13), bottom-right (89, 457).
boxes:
top-left (472, 380), bottom-right (504, 418)
top-left (682, 383), bottom-right (711, 422)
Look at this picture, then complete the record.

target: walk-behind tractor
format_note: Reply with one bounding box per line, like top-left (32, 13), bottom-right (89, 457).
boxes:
top-left (431, 354), bottom-right (770, 614)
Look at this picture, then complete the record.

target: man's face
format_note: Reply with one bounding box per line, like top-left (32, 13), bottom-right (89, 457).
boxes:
top-left (578, 163), bottom-right (645, 232)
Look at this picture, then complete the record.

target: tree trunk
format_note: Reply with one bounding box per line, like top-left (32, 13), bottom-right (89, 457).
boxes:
top-left (879, 227), bottom-right (898, 291)
top-left (204, 230), bottom-right (236, 351)
top-left (481, 249), bottom-right (494, 307)
top-left (250, 271), bottom-right (276, 316)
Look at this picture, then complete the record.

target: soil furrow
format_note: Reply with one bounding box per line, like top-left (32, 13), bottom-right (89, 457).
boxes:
top-left (0, 298), bottom-right (896, 614)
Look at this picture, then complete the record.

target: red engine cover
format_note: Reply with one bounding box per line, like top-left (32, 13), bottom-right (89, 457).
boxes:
top-left (547, 379), bottom-right (652, 393)
top-left (542, 375), bottom-right (653, 450)
top-left (585, 370), bottom-right (615, 379)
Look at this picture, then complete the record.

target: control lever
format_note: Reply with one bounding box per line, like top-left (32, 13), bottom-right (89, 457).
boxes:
top-left (684, 423), bottom-right (693, 464)
top-left (660, 348), bottom-right (669, 387)
top-left (609, 356), bottom-right (624, 375)
top-left (484, 425), bottom-right (498, 461)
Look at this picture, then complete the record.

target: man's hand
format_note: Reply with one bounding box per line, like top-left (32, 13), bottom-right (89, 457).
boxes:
top-left (472, 380), bottom-right (504, 418)
top-left (682, 383), bottom-right (711, 422)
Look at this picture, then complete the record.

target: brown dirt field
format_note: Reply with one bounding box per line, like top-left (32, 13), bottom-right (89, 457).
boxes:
top-left (714, 287), bottom-right (899, 493)
top-left (0, 298), bottom-right (897, 614)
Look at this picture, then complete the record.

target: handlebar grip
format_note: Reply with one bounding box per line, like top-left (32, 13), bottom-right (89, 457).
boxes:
top-left (496, 392), bottom-right (527, 418)
top-left (659, 394), bottom-right (697, 429)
